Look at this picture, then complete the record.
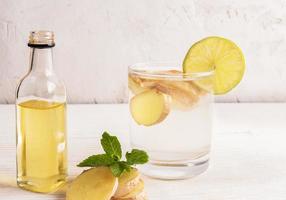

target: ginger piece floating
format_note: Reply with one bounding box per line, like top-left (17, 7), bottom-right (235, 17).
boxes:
top-left (129, 70), bottom-right (206, 111)
top-left (154, 80), bottom-right (201, 110)
top-left (130, 89), bottom-right (171, 126)
top-left (128, 76), bottom-right (148, 95)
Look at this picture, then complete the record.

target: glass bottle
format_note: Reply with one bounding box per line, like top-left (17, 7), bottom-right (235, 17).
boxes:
top-left (16, 31), bottom-right (67, 193)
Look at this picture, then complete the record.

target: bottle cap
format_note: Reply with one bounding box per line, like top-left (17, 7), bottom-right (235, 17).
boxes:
top-left (28, 31), bottom-right (55, 48)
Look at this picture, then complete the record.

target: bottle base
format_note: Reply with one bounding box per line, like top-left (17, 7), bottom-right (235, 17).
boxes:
top-left (17, 175), bottom-right (67, 193)
top-left (138, 155), bottom-right (209, 180)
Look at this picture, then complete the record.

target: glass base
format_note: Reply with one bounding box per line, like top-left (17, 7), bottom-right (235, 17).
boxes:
top-left (139, 155), bottom-right (209, 180)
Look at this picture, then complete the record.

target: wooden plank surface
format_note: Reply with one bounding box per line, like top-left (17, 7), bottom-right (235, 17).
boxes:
top-left (0, 104), bottom-right (286, 200)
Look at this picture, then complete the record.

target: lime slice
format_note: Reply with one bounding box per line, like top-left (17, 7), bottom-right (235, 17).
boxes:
top-left (183, 36), bottom-right (245, 94)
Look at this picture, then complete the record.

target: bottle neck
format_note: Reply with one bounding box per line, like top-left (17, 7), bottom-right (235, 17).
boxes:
top-left (29, 47), bottom-right (54, 75)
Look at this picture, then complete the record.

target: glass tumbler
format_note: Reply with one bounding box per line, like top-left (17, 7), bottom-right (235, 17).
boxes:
top-left (128, 62), bottom-right (213, 179)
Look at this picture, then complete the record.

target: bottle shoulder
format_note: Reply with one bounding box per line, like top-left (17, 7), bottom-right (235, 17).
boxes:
top-left (16, 73), bottom-right (66, 102)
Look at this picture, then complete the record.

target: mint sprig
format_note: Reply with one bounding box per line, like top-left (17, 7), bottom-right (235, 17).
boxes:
top-left (77, 132), bottom-right (149, 177)
top-left (101, 132), bottom-right (122, 160)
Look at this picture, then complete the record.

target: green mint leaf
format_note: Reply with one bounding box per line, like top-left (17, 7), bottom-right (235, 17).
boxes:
top-left (126, 149), bottom-right (149, 165)
top-left (77, 154), bottom-right (114, 167)
top-left (119, 161), bottom-right (131, 172)
top-left (101, 132), bottom-right (122, 159)
top-left (110, 162), bottom-right (125, 177)
top-left (110, 161), bottom-right (131, 177)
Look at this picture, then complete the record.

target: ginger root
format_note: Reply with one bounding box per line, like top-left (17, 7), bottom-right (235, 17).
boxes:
top-left (66, 167), bottom-right (118, 200)
top-left (66, 167), bottom-right (147, 200)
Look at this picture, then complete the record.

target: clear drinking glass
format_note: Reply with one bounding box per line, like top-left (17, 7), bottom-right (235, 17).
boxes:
top-left (128, 62), bottom-right (213, 179)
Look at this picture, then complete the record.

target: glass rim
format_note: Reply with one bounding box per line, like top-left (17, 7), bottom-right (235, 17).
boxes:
top-left (128, 62), bottom-right (214, 79)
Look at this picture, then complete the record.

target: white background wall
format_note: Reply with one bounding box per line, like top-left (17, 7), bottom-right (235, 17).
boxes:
top-left (0, 0), bottom-right (286, 103)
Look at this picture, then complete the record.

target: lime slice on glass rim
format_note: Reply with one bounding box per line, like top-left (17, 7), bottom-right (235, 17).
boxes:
top-left (183, 36), bottom-right (245, 94)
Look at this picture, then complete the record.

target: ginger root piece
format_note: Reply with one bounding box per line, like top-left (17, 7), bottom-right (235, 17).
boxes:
top-left (122, 191), bottom-right (147, 200)
top-left (152, 70), bottom-right (204, 109)
top-left (113, 192), bottom-right (147, 200)
top-left (155, 80), bottom-right (202, 110)
top-left (129, 70), bottom-right (205, 111)
top-left (128, 76), bottom-right (148, 95)
top-left (112, 180), bottom-right (147, 200)
top-left (130, 89), bottom-right (171, 126)
top-left (128, 74), bottom-right (157, 91)
top-left (121, 180), bottom-right (144, 199)
top-left (114, 168), bottom-right (141, 198)
top-left (66, 167), bottom-right (118, 200)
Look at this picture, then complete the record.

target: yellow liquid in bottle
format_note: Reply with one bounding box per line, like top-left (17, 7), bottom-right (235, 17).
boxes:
top-left (16, 100), bottom-right (67, 193)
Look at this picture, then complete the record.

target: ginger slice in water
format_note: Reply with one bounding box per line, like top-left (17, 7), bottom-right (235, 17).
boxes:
top-left (129, 74), bottom-right (157, 91)
top-left (66, 167), bottom-right (118, 200)
top-left (155, 80), bottom-right (201, 109)
top-left (114, 168), bottom-right (141, 198)
top-left (130, 89), bottom-right (171, 126)
top-left (155, 70), bottom-right (205, 108)
top-left (129, 70), bottom-right (205, 110)
top-left (128, 76), bottom-right (148, 95)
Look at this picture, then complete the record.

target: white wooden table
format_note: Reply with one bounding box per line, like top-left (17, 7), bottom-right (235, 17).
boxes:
top-left (0, 104), bottom-right (286, 200)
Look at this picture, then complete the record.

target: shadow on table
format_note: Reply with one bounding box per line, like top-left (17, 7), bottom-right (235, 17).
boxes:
top-left (0, 174), bottom-right (17, 188)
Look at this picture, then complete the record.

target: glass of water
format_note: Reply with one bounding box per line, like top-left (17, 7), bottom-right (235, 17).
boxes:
top-left (128, 62), bottom-right (214, 179)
